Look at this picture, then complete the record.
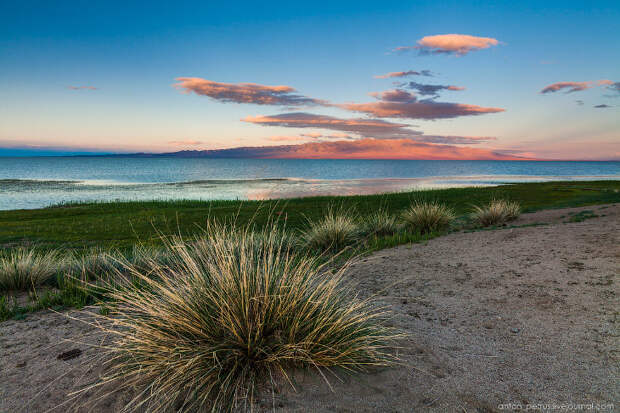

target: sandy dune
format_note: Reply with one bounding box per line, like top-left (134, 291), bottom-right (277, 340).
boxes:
top-left (1, 204), bottom-right (618, 412)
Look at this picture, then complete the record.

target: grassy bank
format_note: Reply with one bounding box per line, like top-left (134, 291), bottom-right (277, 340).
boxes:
top-left (1, 180), bottom-right (618, 322)
top-left (1, 180), bottom-right (619, 252)
top-left (1, 180), bottom-right (618, 410)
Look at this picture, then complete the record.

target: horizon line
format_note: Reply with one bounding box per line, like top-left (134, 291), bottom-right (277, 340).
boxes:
top-left (1, 149), bottom-right (619, 162)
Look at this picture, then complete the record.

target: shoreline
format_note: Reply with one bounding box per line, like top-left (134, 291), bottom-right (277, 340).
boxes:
top-left (1, 181), bottom-right (619, 251)
top-left (1, 176), bottom-right (619, 211)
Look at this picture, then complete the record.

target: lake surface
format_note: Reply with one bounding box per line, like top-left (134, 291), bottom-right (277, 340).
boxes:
top-left (1, 157), bottom-right (619, 210)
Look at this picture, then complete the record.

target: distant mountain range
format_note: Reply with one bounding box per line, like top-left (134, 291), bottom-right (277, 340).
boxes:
top-left (118, 146), bottom-right (300, 158)
top-left (101, 139), bottom-right (528, 160)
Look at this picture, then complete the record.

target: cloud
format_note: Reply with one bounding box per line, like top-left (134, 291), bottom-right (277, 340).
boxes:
top-left (417, 135), bottom-right (496, 144)
top-left (244, 112), bottom-right (496, 145)
top-left (163, 138), bottom-right (524, 160)
top-left (540, 81), bottom-right (593, 94)
top-left (341, 100), bottom-right (504, 120)
top-left (300, 132), bottom-right (324, 139)
top-left (174, 77), bottom-right (326, 106)
top-left (301, 132), bottom-right (356, 140)
top-left (403, 81), bottom-right (465, 97)
top-left (68, 86), bottom-right (97, 90)
top-left (168, 140), bottom-right (203, 146)
top-left (594, 104), bottom-right (611, 108)
top-left (395, 34), bottom-right (499, 56)
top-left (243, 113), bottom-right (416, 137)
top-left (540, 79), bottom-right (616, 94)
top-left (374, 70), bottom-right (434, 79)
top-left (603, 81), bottom-right (620, 97)
top-left (267, 132), bottom-right (355, 142)
top-left (266, 135), bottom-right (308, 142)
top-left (339, 90), bottom-right (504, 120)
top-left (369, 89), bottom-right (418, 102)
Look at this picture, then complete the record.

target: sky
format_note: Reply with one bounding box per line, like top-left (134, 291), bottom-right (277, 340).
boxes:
top-left (1, 0), bottom-right (619, 160)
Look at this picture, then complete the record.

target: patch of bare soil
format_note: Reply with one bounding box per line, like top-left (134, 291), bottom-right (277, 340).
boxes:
top-left (1, 204), bottom-right (618, 412)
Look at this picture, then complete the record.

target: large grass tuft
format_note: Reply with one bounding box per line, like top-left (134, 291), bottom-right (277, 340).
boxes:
top-left (0, 248), bottom-right (66, 291)
top-left (300, 207), bottom-right (360, 251)
top-left (401, 201), bottom-right (455, 234)
top-left (471, 199), bottom-right (521, 227)
top-left (89, 222), bottom-right (397, 412)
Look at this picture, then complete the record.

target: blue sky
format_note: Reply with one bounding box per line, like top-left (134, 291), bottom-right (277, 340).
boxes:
top-left (1, 0), bottom-right (619, 159)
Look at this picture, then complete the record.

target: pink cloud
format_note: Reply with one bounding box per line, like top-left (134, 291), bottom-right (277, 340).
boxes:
top-left (243, 113), bottom-right (414, 137)
top-left (267, 136), bottom-right (309, 142)
top-left (244, 113), bottom-right (496, 145)
top-left (374, 70), bottom-right (433, 79)
top-left (340, 92), bottom-right (504, 120)
top-left (267, 132), bottom-right (356, 142)
top-left (342, 89), bottom-right (502, 120)
top-left (67, 85), bottom-right (97, 90)
top-left (540, 79), bottom-right (617, 94)
top-left (540, 81), bottom-right (593, 94)
top-left (174, 77), bottom-right (326, 106)
top-left (301, 132), bottom-right (324, 139)
top-left (417, 135), bottom-right (496, 144)
top-left (369, 89), bottom-right (417, 102)
top-left (395, 34), bottom-right (500, 56)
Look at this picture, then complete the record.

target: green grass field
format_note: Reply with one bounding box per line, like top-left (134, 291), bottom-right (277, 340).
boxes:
top-left (1, 180), bottom-right (619, 252)
top-left (1, 179), bottom-right (619, 321)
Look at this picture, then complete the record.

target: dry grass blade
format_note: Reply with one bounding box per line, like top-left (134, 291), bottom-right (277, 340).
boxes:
top-left (82, 221), bottom-right (398, 412)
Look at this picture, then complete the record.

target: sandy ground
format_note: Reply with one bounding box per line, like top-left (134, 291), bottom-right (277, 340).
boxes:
top-left (1, 204), bottom-right (618, 412)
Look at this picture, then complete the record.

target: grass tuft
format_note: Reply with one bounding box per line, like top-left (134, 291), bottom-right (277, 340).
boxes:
top-left (0, 248), bottom-right (66, 291)
top-left (360, 208), bottom-right (400, 237)
top-left (401, 201), bottom-right (455, 234)
top-left (300, 207), bottom-right (360, 251)
top-left (87, 222), bottom-right (397, 412)
top-left (471, 199), bottom-right (521, 227)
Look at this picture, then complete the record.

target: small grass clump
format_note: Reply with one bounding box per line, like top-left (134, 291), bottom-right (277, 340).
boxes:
top-left (471, 199), bottom-right (521, 227)
top-left (301, 207), bottom-right (360, 251)
top-left (0, 248), bottom-right (66, 291)
top-left (401, 201), bottom-right (455, 234)
top-left (71, 248), bottom-right (123, 279)
top-left (0, 295), bottom-right (18, 320)
top-left (89, 223), bottom-right (397, 412)
top-left (360, 208), bottom-right (400, 237)
top-left (566, 210), bottom-right (598, 223)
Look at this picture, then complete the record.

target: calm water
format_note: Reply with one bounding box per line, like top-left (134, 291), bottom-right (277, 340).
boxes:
top-left (1, 157), bottom-right (619, 210)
